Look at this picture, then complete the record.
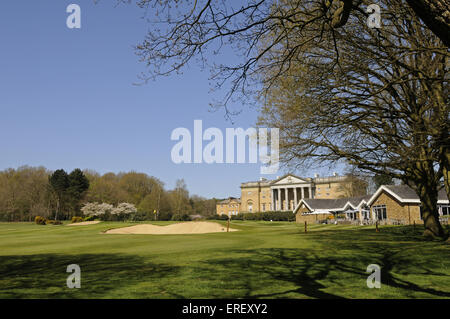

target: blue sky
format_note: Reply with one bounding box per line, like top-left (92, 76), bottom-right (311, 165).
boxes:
top-left (0, 1), bottom-right (339, 198)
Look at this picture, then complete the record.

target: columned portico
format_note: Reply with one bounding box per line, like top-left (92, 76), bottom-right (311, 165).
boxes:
top-left (271, 189), bottom-right (275, 211)
top-left (284, 187), bottom-right (288, 210)
top-left (277, 188), bottom-right (281, 210)
top-left (268, 174), bottom-right (315, 211)
top-left (294, 188), bottom-right (297, 210)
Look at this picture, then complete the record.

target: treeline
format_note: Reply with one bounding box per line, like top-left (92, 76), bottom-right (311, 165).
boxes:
top-left (0, 166), bottom-right (218, 221)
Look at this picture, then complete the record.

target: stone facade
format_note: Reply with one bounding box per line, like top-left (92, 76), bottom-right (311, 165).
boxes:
top-left (240, 174), bottom-right (366, 213)
top-left (370, 192), bottom-right (422, 225)
top-left (293, 185), bottom-right (444, 225)
top-left (314, 177), bottom-right (361, 199)
top-left (240, 180), bottom-right (272, 213)
top-left (295, 205), bottom-right (331, 223)
top-left (216, 197), bottom-right (241, 217)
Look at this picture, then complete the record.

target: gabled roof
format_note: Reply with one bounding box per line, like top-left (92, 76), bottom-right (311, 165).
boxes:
top-left (270, 173), bottom-right (312, 185)
top-left (294, 195), bottom-right (373, 214)
top-left (293, 184), bottom-right (449, 214)
top-left (241, 173), bottom-right (364, 188)
top-left (366, 184), bottom-right (449, 206)
top-left (295, 198), bottom-right (352, 213)
top-left (348, 195), bottom-right (373, 209)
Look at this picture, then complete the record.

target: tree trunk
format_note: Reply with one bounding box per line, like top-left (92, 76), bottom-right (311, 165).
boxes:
top-left (55, 197), bottom-right (60, 221)
top-left (416, 183), bottom-right (447, 239)
top-left (408, 155), bottom-right (448, 239)
top-left (441, 149), bottom-right (450, 200)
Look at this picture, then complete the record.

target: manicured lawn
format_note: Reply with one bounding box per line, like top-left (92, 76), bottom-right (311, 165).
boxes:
top-left (0, 221), bottom-right (449, 298)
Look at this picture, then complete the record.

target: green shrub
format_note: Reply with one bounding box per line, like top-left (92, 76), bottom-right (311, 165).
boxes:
top-left (157, 211), bottom-right (173, 221)
top-left (231, 214), bottom-right (244, 220)
top-left (239, 211), bottom-right (295, 222)
top-left (207, 214), bottom-right (230, 220)
top-left (242, 213), bottom-right (257, 220)
top-left (83, 215), bottom-right (95, 222)
top-left (71, 216), bottom-right (84, 223)
top-left (35, 216), bottom-right (46, 225)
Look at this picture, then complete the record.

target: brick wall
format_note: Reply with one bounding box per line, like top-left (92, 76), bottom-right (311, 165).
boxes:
top-left (370, 192), bottom-right (422, 225)
top-left (295, 206), bottom-right (330, 224)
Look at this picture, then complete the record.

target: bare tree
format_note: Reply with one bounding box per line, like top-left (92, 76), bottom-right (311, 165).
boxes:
top-left (130, 0), bottom-right (448, 106)
top-left (115, 1), bottom-right (449, 237)
top-left (257, 2), bottom-right (449, 238)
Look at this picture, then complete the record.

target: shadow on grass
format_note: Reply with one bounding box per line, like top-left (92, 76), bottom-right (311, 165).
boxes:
top-left (197, 246), bottom-right (450, 298)
top-left (0, 254), bottom-right (180, 298)
top-left (303, 224), bottom-right (450, 242)
top-left (195, 226), bottom-right (450, 298)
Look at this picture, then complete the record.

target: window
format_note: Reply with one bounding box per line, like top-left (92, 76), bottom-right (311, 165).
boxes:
top-left (440, 205), bottom-right (450, 216)
top-left (346, 212), bottom-right (357, 220)
top-left (262, 204), bottom-right (266, 211)
top-left (361, 210), bottom-right (370, 220)
top-left (247, 200), bottom-right (253, 212)
top-left (373, 205), bottom-right (387, 220)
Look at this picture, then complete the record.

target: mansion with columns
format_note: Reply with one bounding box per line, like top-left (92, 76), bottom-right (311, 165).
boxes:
top-left (239, 173), bottom-right (366, 213)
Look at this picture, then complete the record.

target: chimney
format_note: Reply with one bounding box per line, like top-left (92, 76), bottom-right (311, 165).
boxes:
top-left (314, 173), bottom-right (319, 178)
top-left (333, 172), bottom-right (338, 177)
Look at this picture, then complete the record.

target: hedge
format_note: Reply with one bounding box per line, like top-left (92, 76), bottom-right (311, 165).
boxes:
top-left (206, 214), bottom-right (230, 221)
top-left (232, 211), bottom-right (295, 222)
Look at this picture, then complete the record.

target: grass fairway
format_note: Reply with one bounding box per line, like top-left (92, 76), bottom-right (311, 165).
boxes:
top-left (0, 221), bottom-right (449, 299)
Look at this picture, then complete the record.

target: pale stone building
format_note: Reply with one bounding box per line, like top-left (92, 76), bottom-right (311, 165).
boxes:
top-left (216, 197), bottom-right (241, 217)
top-left (239, 173), bottom-right (367, 213)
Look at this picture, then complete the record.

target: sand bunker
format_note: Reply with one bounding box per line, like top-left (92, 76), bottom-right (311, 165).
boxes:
top-left (67, 221), bottom-right (101, 226)
top-left (105, 221), bottom-right (237, 235)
